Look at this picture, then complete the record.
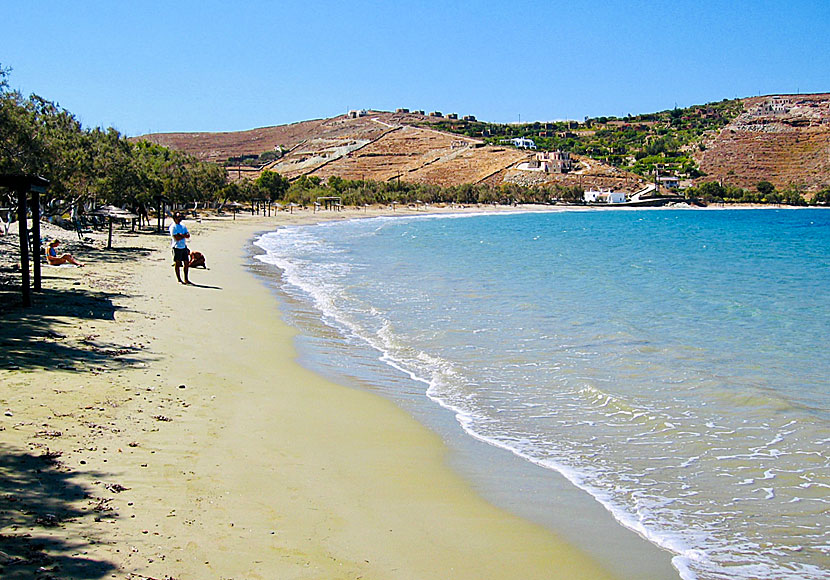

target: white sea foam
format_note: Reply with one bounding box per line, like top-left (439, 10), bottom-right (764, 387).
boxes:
top-left (252, 210), bottom-right (830, 580)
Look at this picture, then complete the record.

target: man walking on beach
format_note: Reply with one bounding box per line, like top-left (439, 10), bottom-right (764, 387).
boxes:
top-left (169, 212), bottom-right (191, 285)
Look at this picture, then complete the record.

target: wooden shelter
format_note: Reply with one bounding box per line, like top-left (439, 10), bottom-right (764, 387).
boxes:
top-left (0, 174), bottom-right (49, 307)
top-left (90, 205), bottom-right (138, 249)
top-left (316, 196), bottom-right (342, 211)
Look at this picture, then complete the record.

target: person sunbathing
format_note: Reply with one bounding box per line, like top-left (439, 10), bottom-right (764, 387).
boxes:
top-left (47, 239), bottom-right (84, 267)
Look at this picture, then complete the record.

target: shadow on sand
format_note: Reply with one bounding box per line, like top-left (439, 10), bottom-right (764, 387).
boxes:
top-left (0, 445), bottom-right (117, 579)
top-left (0, 246), bottom-right (156, 372)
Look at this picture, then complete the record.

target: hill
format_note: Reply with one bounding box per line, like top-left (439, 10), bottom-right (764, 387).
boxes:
top-left (136, 95), bottom-right (830, 195)
top-left (695, 94), bottom-right (830, 193)
top-left (137, 111), bottom-right (645, 192)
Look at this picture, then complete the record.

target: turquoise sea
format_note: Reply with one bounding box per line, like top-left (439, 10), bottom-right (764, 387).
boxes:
top-left (254, 208), bottom-right (830, 580)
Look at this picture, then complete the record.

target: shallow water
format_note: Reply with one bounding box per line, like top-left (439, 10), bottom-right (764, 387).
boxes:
top-left (254, 208), bottom-right (830, 580)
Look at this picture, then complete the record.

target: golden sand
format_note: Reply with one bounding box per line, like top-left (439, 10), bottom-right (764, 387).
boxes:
top-left (1, 208), bottom-right (618, 579)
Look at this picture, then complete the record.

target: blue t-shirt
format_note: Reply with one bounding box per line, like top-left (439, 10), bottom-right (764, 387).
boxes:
top-left (170, 222), bottom-right (189, 249)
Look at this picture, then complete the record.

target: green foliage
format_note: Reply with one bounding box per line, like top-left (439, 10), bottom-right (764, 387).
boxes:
top-left (254, 170), bottom-right (290, 200)
top-left (415, 99), bottom-right (744, 179)
top-left (249, 174), bottom-right (584, 207)
top-left (811, 187), bottom-right (830, 205)
top-left (684, 180), bottom-right (808, 205)
top-left (0, 64), bottom-right (226, 214)
top-left (756, 180), bottom-right (775, 196)
top-left (689, 181), bottom-right (727, 202)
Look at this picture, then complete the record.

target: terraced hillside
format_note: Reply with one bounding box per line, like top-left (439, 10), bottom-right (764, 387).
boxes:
top-left (135, 94), bottom-right (829, 193)
top-left (695, 94), bottom-right (830, 193)
top-left (139, 118), bottom-right (332, 163)
top-left (137, 111), bottom-right (640, 190)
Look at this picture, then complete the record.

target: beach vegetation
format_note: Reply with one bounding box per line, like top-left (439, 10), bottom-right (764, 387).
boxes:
top-left (684, 180), bottom-right (809, 205)
top-left (0, 64), bottom-right (226, 216)
top-left (756, 180), bottom-right (775, 196)
top-left (254, 170), bottom-right (290, 200)
top-left (811, 187), bottom-right (830, 205)
top-left (225, 172), bottom-right (585, 208)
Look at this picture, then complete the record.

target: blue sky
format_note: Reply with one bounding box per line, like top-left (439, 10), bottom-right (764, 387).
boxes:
top-left (3, 0), bottom-right (829, 136)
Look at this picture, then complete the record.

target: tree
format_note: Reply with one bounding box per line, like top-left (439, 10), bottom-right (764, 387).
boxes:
top-left (756, 180), bottom-right (775, 197)
top-left (0, 77), bottom-right (44, 176)
top-left (811, 187), bottom-right (830, 205)
top-left (255, 170), bottom-right (289, 200)
top-left (694, 181), bottom-right (726, 202)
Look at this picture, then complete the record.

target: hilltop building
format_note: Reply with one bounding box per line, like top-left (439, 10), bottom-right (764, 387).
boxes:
top-left (517, 151), bottom-right (572, 173)
top-left (502, 137), bottom-right (537, 149)
top-left (748, 98), bottom-right (792, 118)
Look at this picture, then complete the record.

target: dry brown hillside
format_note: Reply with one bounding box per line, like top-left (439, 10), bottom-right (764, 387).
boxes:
top-left (695, 94), bottom-right (830, 193)
top-left (136, 96), bottom-right (830, 193)
top-left (136, 111), bottom-right (641, 190)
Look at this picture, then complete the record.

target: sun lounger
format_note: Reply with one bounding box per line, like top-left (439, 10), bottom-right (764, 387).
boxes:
top-left (73, 218), bottom-right (93, 241)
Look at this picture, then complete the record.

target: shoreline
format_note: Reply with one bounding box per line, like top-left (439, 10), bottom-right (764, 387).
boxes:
top-left (248, 218), bottom-right (681, 579)
top-left (4, 203), bottom-right (818, 577)
top-left (1, 207), bottom-right (622, 579)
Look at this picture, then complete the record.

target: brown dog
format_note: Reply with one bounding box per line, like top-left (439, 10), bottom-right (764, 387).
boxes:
top-left (188, 251), bottom-right (206, 268)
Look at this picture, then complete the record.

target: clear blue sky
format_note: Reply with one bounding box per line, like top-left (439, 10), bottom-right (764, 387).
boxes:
top-left (3, 0), bottom-right (829, 136)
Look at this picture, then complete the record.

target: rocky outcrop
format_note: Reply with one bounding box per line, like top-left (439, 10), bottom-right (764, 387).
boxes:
top-left (695, 94), bottom-right (830, 193)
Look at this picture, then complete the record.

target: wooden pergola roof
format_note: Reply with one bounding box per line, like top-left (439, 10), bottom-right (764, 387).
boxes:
top-left (0, 174), bottom-right (50, 307)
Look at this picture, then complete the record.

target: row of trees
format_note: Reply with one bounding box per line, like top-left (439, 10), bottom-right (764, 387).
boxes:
top-left (0, 65), bottom-right (227, 216)
top-left (241, 172), bottom-right (829, 207)
top-left (3, 64), bottom-right (824, 213)
top-left (230, 172), bottom-right (586, 206)
top-left (1, 64), bottom-right (585, 214)
top-left (685, 180), bottom-right (829, 206)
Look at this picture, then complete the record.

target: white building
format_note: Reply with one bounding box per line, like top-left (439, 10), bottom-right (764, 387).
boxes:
top-left (584, 190), bottom-right (627, 204)
top-left (501, 137), bottom-right (537, 149)
top-left (658, 176), bottom-right (680, 190)
top-left (517, 151), bottom-right (572, 173)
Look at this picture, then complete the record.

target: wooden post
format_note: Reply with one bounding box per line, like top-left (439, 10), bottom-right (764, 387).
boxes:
top-left (17, 188), bottom-right (31, 307)
top-left (30, 189), bottom-right (42, 292)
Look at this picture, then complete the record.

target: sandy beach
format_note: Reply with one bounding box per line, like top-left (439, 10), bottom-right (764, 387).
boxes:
top-left (0, 206), bottom-right (623, 579)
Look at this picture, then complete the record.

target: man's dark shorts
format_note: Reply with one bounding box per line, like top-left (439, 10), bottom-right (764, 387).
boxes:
top-left (173, 247), bottom-right (190, 263)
